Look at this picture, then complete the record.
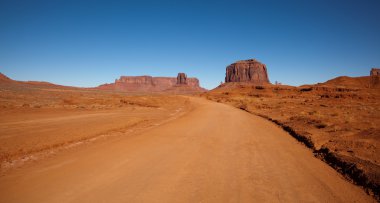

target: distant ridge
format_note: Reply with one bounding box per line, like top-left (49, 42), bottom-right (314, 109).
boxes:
top-left (0, 72), bottom-right (12, 82)
top-left (97, 73), bottom-right (206, 93)
top-left (320, 76), bottom-right (379, 89)
top-left (0, 72), bottom-right (76, 89)
top-left (0, 72), bottom-right (206, 93)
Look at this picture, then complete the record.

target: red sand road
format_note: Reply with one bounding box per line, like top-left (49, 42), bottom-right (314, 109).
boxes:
top-left (0, 97), bottom-right (373, 202)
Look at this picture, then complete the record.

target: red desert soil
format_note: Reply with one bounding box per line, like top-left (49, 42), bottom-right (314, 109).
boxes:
top-left (0, 96), bottom-right (374, 202)
top-left (0, 74), bottom-right (376, 202)
top-left (204, 77), bottom-right (380, 199)
top-left (0, 79), bottom-right (191, 167)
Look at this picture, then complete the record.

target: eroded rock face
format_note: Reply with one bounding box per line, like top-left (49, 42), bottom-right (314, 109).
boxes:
top-left (97, 73), bottom-right (203, 92)
top-left (187, 78), bottom-right (200, 87)
top-left (177, 73), bottom-right (187, 85)
top-left (370, 68), bottom-right (380, 88)
top-left (370, 68), bottom-right (380, 76)
top-left (225, 59), bottom-right (270, 84)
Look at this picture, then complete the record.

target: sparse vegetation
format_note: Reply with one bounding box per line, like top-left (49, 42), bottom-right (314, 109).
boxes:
top-left (204, 82), bottom-right (380, 198)
top-left (300, 87), bottom-right (313, 92)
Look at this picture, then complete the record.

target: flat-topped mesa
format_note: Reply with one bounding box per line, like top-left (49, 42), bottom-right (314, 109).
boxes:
top-left (97, 73), bottom-right (204, 92)
top-left (177, 73), bottom-right (187, 85)
top-left (225, 59), bottom-right (270, 84)
top-left (116, 76), bottom-right (154, 85)
top-left (370, 68), bottom-right (380, 76)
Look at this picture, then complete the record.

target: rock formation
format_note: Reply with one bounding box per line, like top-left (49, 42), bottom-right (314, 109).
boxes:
top-left (370, 68), bottom-right (380, 88)
top-left (97, 73), bottom-right (204, 92)
top-left (177, 73), bottom-right (187, 85)
top-left (225, 59), bottom-right (270, 84)
top-left (370, 68), bottom-right (380, 76)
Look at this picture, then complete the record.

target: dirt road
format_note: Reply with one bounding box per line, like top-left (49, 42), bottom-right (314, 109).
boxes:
top-left (0, 97), bottom-right (373, 202)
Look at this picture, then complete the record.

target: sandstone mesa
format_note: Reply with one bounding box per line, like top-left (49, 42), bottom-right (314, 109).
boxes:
top-left (97, 73), bottom-right (205, 92)
top-left (225, 59), bottom-right (270, 84)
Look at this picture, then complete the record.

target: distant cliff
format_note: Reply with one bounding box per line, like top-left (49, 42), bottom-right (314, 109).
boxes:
top-left (97, 73), bottom-right (204, 92)
top-left (225, 59), bottom-right (270, 84)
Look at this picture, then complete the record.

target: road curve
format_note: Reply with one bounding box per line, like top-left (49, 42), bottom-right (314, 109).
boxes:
top-left (0, 97), bottom-right (373, 202)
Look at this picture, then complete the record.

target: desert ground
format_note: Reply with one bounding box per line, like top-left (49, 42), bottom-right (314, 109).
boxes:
top-left (204, 79), bottom-right (380, 199)
top-left (0, 73), bottom-right (378, 202)
top-left (0, 79), bottom-right (192, 171)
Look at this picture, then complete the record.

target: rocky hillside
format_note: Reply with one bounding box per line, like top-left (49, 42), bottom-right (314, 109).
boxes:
top-left (319, 68), bottom-right (380, 89)
top-left (320, 76), bottom-right (372, 88)
top-left (0, 73), bottom-right (12, 82)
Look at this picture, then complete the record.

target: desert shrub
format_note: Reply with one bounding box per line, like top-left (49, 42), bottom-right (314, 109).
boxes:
top-left (63, 99), bottom-right (76, 105)
top-left (235, 99), bottom-right (248, 111)
top-left (300, 87), bottom-right (313, 92)
top-left (120, 99), bottom-right (158, 108)
top-left (255, 86), bottom-right (265, 90)
top-left (238, 103), bottom-right (248, 111)
top-left (248, 93), bottom-right (260, 97)
top-left (22, 103), bottom-right (30, 107)
top-left (315, 123), bottom-right (327, 129)
top-left (330, 113), bottom-right (339, 117)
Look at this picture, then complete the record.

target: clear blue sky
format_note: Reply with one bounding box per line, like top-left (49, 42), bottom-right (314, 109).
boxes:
top-left (1, 0), bottom-right (379, 89)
